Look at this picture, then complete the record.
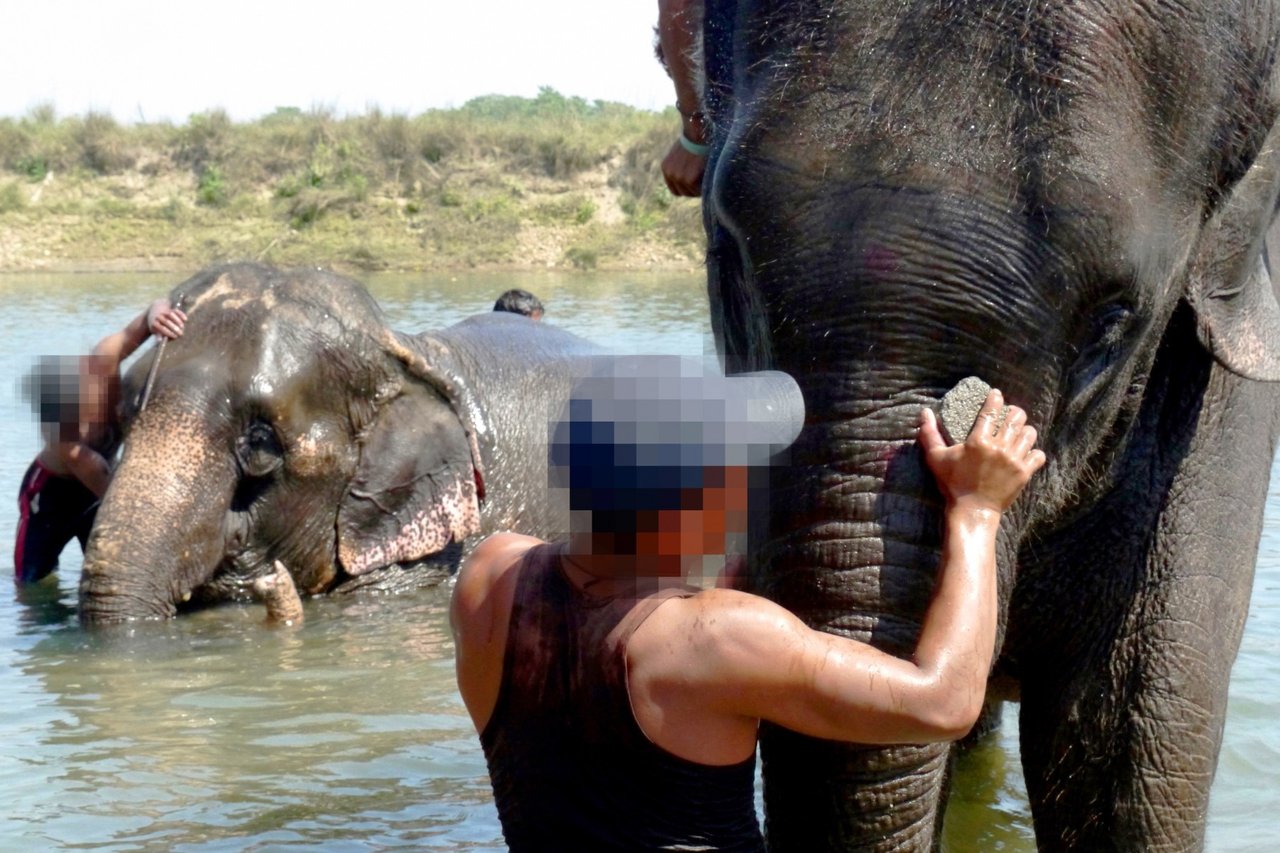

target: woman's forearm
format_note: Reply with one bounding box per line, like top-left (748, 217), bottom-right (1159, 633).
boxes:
top-left (657, 0), bottom-right (707, 139)
top-left (909, 503), bottom-right (1002, 730)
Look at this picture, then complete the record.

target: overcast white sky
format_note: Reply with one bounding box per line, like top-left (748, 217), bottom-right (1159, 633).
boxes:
top-left (1, 0), bottom-right (675, 123)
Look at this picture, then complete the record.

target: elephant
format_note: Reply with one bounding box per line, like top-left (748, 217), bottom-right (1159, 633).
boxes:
top-left (698, 2), bottom-right (1280, 850)
top-left (79, 262), bottom-right (600, 623)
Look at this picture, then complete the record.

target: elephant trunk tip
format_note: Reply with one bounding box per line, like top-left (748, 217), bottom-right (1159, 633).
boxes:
top-left (78, 561), bottom-right (183, 625)
top-left (253, 561), bottom-right (305, 627)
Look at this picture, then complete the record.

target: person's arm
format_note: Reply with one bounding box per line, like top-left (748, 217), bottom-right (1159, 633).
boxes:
top-left (450, 532), bottom-right (545, 732)
top-left (658, 0), bottom-right (708, 197)
top-left (59, 441), bottom-right (113, 498)
top-left (693, 391), bottom-right (1044, 744)
top-left (92, 298), bottom-right (186, 368)
top-left (65, 298), bottom-right (188, 497)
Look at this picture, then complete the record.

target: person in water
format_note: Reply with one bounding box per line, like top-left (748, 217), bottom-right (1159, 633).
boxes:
top-left (451, 356), bottom-right (1044, 851)
top-left (14, 297), bottom-right (186, 583)
top-left (493, 288), bottom-right (544, 321)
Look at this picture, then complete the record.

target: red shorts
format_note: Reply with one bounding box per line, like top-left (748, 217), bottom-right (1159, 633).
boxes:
top-left (14, 459), bottom-right (99, 583)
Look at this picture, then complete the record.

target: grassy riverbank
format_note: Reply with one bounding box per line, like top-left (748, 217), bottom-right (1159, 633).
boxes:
top-left (0, 89), bottom-right (706, 274)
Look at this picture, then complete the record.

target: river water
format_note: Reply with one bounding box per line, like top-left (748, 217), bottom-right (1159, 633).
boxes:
top-left (0, 271), bottom-right (1275, 851)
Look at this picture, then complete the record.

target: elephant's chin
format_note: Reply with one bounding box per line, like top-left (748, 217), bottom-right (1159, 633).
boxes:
top-left (184, 555), bottom-right (270, 609)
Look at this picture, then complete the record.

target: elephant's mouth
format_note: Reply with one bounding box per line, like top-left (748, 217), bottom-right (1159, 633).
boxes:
top-left (182, 551), bottom-right (270, 610)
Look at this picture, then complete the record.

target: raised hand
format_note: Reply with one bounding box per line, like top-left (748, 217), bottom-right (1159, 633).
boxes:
top-left (917, 389), bottom-right (1045, 513)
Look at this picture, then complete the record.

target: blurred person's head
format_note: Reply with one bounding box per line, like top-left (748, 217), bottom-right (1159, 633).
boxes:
top-left (549, 356), bottom-right (804, 578)
top-left (493, 289), bottom-right (544, 321)
top-left (23, 356), bottom-right (86, 443)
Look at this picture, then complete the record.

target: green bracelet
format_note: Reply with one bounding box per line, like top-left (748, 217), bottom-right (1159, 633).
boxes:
top-left (679, 133), bottom-right (710, 157)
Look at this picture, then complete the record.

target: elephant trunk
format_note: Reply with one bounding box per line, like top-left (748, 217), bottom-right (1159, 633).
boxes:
top-left (752, 397), bottom-right (1016, 851)
top-left (80, 401), bottom-right (236, 624)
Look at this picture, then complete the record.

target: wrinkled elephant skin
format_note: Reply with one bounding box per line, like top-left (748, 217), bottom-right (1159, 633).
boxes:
top-left (701, 3), bottom-right (1280, 850)
top-left (80, 263), bottom-right (598, 623)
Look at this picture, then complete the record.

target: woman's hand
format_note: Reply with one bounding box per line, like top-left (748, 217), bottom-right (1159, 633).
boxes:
top-left (917, 389), bottom-right (1045, 514)
top-left (147, 299), bottom-right (187, 340)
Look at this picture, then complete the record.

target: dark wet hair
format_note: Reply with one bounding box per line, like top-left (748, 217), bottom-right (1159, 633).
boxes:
top-left (493, 289), bottom-right (544, 318)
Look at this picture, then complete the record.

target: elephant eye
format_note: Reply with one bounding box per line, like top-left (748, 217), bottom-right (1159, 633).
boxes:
top-left (1069, 301), bottom-right (1137, 392)
top-left (236, 421), bottom-right (284, 478)
top-left (1088, 302), bottom-right (1135, 359)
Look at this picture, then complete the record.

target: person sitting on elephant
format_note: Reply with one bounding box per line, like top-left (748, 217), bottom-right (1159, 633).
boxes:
top-left (656, 0), bottom-right (709, 197)
top-left (492, 289), bottom-right (544, 321)
top-left (15, 297), bottom-right (186, 584)
top-left (451, 356), bottom-right (1045, 851)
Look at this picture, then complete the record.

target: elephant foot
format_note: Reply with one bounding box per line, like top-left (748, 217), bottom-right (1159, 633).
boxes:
top-left (253, 560), bottom-right (305, 626)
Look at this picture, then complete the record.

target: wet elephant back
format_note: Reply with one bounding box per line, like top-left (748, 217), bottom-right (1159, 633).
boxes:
top-left (424, 314), bottom-right (605, 540)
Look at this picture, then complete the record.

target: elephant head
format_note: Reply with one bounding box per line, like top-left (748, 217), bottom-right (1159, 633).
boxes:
top-left (701, 3), bottom-right (1280, 849)
top-left (80, 263), bottom-right (486, 623)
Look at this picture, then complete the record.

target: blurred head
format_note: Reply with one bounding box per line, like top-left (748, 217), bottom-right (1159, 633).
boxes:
top-left (549, 356), bottom-right (805, 576)
top-left (22, 355), bottom-right (84, 443)
top-left (493, 289), bottom-right (545, 321)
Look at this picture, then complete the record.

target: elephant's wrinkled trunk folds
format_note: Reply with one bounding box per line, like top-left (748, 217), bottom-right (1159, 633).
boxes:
top-left (752, 403), bottom-right (1016, 851)
top-left (80, 399), bottom-right (237, 624)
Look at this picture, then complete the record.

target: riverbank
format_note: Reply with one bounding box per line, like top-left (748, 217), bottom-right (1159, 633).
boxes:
top-left (0, 91), bottom-right (707, 275)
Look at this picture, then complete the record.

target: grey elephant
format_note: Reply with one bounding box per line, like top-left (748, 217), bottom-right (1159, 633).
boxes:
top-left (79, 262), bottom-right (599, 623)
top-left (697, 2), bottom-right (1280, 850)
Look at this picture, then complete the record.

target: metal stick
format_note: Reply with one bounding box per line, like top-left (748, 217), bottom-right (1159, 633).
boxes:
top-left (137, 296), bottom-right (182, 413)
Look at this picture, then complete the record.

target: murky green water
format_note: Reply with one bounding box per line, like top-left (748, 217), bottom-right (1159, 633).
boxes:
top-left (0, 271), bottom-right (1275, 851)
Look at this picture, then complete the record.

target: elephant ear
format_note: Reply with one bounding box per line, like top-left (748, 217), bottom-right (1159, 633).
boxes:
top-left (335, 332), bottom-right (488, 576)
top-left (1186, 118), bottom-right (1280, 381)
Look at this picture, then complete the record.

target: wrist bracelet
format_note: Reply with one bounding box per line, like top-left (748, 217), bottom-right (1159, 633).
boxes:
top-left (678, 133), bottom-right (710, 157)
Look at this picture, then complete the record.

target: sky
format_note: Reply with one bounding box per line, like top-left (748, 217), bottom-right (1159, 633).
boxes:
top-left (1, 0), bottom-right (676, 123)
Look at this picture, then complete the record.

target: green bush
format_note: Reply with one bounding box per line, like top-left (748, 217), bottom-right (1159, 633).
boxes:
top-left (176, 109), bottom-right (233, 174)
top-left (0, 181), bottom-right (26, 213)
top-left (75, 111), bottom-right (135, 174)
top-left (197, 165), bottom-right (229, 206)
top-left (18, 155), bottom-right (48, 182)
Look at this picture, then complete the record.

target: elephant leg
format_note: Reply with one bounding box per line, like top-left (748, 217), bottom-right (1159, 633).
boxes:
top-left (1015, 350), bottom-right (1278, 850)
top-left (1018, 554), bottom-right (1256, 851)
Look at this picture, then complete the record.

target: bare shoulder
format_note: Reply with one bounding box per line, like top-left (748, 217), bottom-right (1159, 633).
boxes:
top-left (638, 587), bottom-right (810, 678)
top-left (451, 532), bottom-right (547, 731)
top-left (686, 587), bottom-right (806, 634)
top-left (462, 532), bottom-right (544, 576)
top-left (450, 533), bottom-right (544, 640)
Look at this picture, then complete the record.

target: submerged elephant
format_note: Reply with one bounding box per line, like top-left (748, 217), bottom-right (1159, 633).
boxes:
top-left (80, 263), bottom-right (598, 623)
top-left (699, 2), bottom-right (1280, 850)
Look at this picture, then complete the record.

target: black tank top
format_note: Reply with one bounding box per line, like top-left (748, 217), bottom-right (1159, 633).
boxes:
top-left (480, 547), bottom-right (764, 852)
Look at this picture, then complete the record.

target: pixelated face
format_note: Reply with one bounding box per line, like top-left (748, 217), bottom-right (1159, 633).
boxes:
top-left (631, 466), bottom-right (751, 576)
top-left (27, 354), bottom-right (116, 444)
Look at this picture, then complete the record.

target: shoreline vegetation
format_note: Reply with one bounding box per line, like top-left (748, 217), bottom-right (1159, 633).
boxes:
top-left (0, 89), bottom-right (706, 275)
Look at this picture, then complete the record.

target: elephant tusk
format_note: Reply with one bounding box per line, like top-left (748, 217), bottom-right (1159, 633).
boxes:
top-left (252, 560), bottom-right (305, 627)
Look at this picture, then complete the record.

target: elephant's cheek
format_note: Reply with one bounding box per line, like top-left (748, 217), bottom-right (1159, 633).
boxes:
top-left (282, 436), bottom-right (354, 594)
top-left (288, 431), bottom-right (349, 479)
